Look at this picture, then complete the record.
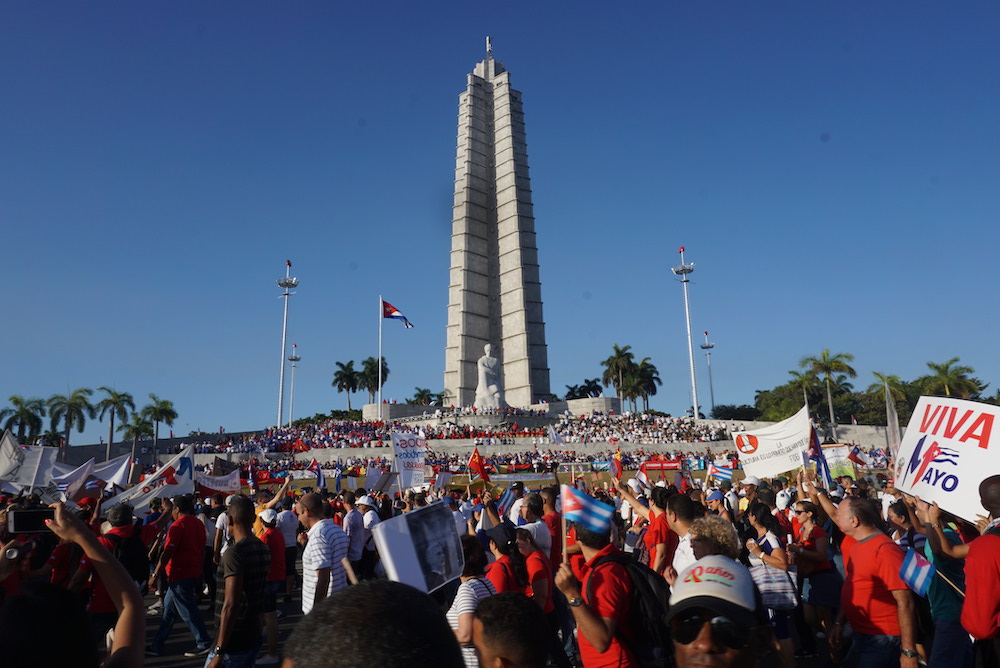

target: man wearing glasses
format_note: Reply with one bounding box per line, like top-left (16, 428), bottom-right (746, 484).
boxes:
top-left (667, 555), bottom-right (774, 667)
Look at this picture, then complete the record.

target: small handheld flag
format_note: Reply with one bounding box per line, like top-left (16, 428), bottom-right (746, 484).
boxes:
top-left (548, 425), bottom-right (564, 447)
top-left (707, 463), bottom-right (732, 482)
top-left (561, 485), bottom-right (614, 534)
top-left (900, 548), bottom-right (936, 597)
top-left (807, 427), bottom-right (834, 487)
top-left (495, 487), bottom-right (516, 516)
top-left (307, 459), bottom-right (325, 489)
top-left (382, 300), bottom-right (414, 328)
top-left (468, 447), bottom-right (490, 483)
top-left (847, 445), bottom-right (868, 467)
top-left (611, 448), bottom-right (623, 480)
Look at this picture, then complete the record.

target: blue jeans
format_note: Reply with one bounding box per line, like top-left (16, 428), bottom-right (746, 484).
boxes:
top-left (204, 646), bottom-right (258, 668)
top-left (151, 578), bottom-right (212, 652)
top-left (929, 619), bottom-right (973, 668)
top-left (853, 633), bottom-right (901, 668)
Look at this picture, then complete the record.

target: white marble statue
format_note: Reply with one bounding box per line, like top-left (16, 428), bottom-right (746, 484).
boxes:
top-left (474, 343), bottom-right (503, 409)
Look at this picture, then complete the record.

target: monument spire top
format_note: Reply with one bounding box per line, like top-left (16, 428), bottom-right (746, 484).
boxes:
top-left (486, 36), bottom-right (493, 58)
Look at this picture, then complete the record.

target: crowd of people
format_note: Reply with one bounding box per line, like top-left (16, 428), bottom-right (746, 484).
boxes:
top-left (2, 457), bottom-right (999, 667)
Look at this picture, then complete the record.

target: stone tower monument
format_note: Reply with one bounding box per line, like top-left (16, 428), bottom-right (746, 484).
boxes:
top-left (444, 40), bottom-right (550, 408)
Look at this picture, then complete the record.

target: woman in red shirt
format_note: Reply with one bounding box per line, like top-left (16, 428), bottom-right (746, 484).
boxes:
top-left (790, 500), bottom-right (843, 655)
top-left (485, 522), bottom-right (528, 594)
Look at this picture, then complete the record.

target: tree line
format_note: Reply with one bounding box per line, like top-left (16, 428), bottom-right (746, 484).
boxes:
top-left (0, 388), bottom-right (178, 461)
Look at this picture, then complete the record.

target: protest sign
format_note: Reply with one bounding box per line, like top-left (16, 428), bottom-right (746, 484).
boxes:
top-left (823, 446), bottom-right (854, 480)
top-left (104, 446), bottom-right (195, 515)
top-left (736, 406), bottom-right (811, 479)
top-left (372, 502), bottom-right (463, 593)
top-left (894, 396), bottom-right (997, 523)
top-left (196, 469), bottom-right (241, 494)
top-left (391, 432), bottom-right (426, 491)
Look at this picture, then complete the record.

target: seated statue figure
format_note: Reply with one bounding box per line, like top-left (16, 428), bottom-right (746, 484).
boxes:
top-left (474, 344), bottom-right (503, 410)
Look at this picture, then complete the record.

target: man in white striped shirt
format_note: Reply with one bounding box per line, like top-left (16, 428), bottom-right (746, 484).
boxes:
top-left (297, 493), bottom-right (349, 615)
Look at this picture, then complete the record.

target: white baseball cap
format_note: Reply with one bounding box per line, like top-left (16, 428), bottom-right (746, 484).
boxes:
top-left (357, 495), bottom-right (375, 507)
top-left (260, 509), bottom-right (278, 525)
top-left (741, 476), bottom-right (761, 487)
top-left (667, 555), bottom-right (759, 626)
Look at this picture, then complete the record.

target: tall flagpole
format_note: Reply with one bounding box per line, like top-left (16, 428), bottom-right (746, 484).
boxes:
top-left (671, 246), bottom-right (699, 420)
top-left (377, 295), bottom-right (383, 422)
top-left (276, 261), bottom-right (298, 428)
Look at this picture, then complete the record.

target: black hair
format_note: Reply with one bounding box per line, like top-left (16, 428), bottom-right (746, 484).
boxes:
top-left (474, 592), bottom-right (548, 668)
top-left (285, 580), bottom-right (463, 668)
top-left (461, 534), bottom-right (488, 577)
top-left (651, 486), bottom-right (671, 510)
top-left (492, 529), bottom-right (529, 588)
top-left (666, 493), bottom-right (701, 523)
top-left (748, 502), bottom-right (783, 538)
top-left (228, 496), bottom-right (255, 528)
top-left (172, 494), bottom-right (195, 515)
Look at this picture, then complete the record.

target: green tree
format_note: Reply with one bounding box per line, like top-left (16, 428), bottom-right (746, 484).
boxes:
top-left (866, 372), bottom-right (906, 403)
top-left (411, 387), bottom-right (434, 405)
top-left (564, 385), bottom-right (582, 400)
top-left (635, 358), bottom-right (662, 412)
top-left (601, 344), bottom-right (636, 401)
top-left (918, 357), bottom-right (982, 399)
top-left (47, 388), bottom-right (95, 456)
top-left (140, 394), bottom-right (178, 462)
top-left (711, 404), bottom-right (761, 421)
top-left (119, 413), bottom-right (154, 472)
top-left (359, 357), bottom-right (390, 404)
top-left (96, 387), bottom-right (135, 461)
top-left (800, 349), bottom-right (857, 429)
top-left (332, 360), bottom-right (360, 411)
top-left (580, 378), bottom-right (603, 398)
top-left (0, 395), bottom-right (47, 443)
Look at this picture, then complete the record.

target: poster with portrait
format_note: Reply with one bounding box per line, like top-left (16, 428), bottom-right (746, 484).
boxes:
top-left (372, 501), bottom-right (464, 593)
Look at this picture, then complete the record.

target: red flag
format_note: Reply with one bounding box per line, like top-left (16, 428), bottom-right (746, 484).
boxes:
top-left (612, 448), bottom-right (623, 480)
top-left (468, 447), bottom-right (489, 483)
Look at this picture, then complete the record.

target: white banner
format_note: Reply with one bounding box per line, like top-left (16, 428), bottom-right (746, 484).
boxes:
top-left (391, 432), bottom-right (426, 491)
top-left (195, 469), bottom-right (241, 493)
top-left (104, 446), bottom-right (195, 515)
top-left (52, 458), bottom-right (95, 498)
top-left (894, 396), bottom-right (997, 523)
top-left (736, 406), bottom-right (811, 479)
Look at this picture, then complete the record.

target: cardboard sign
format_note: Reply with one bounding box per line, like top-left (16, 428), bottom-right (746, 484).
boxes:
top-left (391, 432), bottom-right (426, 490)
top-left (737, 406), bottom-right (811, 479)
top-left (894, 396), bottom-right (997, 523)
top-left (372, 502), bottom-right (464, 593)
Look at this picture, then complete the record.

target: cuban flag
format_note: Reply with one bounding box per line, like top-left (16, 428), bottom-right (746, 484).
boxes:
top-left (561, 485), bottom-right (614, 534)
top-left (495, 487), bottom-right (516, 516)
top-left (382, 299), bottom-right (414, 328)
top-left (900, 548), bottom-right (936, 597)
top-left (307, 459), bottom-right (325, 489)
top-left (807, 426), bottom-right (834, 487)
top-left (707, 463), bottom-right (732, 482)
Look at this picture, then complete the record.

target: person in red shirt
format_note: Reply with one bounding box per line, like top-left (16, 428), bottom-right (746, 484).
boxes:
top-left (555, 522), bottom-right (638, 668)
top-left (962, 475), bottom-right (1000, 665)
top-left (540, 488), bottom-right (563, 568)
top-left (258, 508), bottom-right (287, 665)
top-left (828, 496), bottom-right (918, 668)
top-left (789, 499), bottom-right (842, 654)
top-left (516, 528), bottom-right (570, 668)
top-left (147, 494), bottom-right (213, 658)
top-left (485, 522), bottom-right (528, 594)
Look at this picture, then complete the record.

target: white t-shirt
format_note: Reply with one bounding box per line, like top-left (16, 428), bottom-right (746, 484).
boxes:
top-left (747, 531), bottom-right (782, 568)
top-left (672, 532), bottom-right (696, 576)
top-left (215, 512), bottom-right (231, 555)
top-left (276, 509), bottom-right (299, 547)
top-left (447, 578), bottom-right (496, 668)
top-left (362, 509), bottom-right (380, 552)
top-left (301, 519), bottom-right (349, 614)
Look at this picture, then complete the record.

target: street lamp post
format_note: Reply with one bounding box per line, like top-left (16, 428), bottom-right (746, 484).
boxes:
top-left (287, 344), bottom-right (301, 427)
top-left (700, 331), bottom-right (716, 416)
top-left (671, 246), bottom-right (700, 420)
top-left (276, 261), bottom-right (298, 427)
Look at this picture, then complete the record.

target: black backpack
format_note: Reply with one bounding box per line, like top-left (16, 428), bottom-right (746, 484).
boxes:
top-left (105, 521), bottom-right (150, 594)
top-left (585, 553), bottom-right (674, 668)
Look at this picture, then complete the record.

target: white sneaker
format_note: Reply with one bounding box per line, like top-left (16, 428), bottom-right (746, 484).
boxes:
top-left (256, 655), bottom-right (280, 665)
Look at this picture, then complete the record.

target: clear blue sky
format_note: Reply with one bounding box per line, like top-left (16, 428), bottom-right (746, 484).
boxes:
top-left (3, 2), bottom-right (999, 446)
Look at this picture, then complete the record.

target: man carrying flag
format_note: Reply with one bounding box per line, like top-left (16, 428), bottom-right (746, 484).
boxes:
top-left (554, 485), bottom-right (637, 668)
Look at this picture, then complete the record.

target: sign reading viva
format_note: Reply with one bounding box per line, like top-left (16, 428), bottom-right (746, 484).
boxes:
top-left (391, 432), bottom-right (426, 491)
top-left (894, 396), bottom-right (995, 523)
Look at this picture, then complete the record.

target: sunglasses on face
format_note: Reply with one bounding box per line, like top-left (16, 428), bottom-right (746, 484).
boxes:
top-left (670, 612), bottom-right (750, 649)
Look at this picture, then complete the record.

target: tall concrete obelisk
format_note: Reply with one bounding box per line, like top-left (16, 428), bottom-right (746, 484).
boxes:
top-left (444, 39), bottom-right (550, 408)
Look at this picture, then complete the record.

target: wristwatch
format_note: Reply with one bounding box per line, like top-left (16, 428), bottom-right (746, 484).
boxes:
top-left (568, 597), bottom-right (584, 607)
top-left (214, 646), bottom-right (226, 658)
top-left (901, 649), bottom-right (919, 658)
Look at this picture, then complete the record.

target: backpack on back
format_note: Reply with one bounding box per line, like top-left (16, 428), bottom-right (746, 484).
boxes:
top-left (585, 553), bottom-right (674, 668)
top-left (105, 520), bottom-right (151, 594)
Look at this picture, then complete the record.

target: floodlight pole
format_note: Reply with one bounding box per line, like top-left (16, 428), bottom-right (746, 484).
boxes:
top-left (700, 331), bottom-right (716, 415)
top-left (277, 262), bottom-right (299, 428)
top-left (671, 246), bottom-right (699, 420)
top-left (288, 344), bottom-right (301, 427)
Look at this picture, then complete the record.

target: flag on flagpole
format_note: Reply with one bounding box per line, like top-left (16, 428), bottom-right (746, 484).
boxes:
top-left (635, 465), bottom-right (650, 489)
top-left (900, 548), bottom-right (936, 597)
top-left (611, 448), bottom-right (623, 480)
top-left (807, 426), bottom-right (834, 487)
top-left (468, 447), bottom-right (490, 483)
top-left (706, 463), bottom-right (733, 482)
top-left (307, 459), bottom-right (325, 489)
top-left (495, 487), bottom-right (516, 516)
top-left (381, 300), bottom-right (414, 328)
top-left (548, 425), bottom-right (564, 447)
top-left (847, 445), bottom-right (868, 467)
top-left (885, 381), bottom-right (902, 460)
top-left (561, 485), bottom-right (614, 533)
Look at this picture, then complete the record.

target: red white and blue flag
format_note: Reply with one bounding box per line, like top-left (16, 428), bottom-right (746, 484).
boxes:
top-left (561, 485), bottom-right (614, 533)
top-left (900, 548), bottom-right (935, 597)
top-left (307, 458), bottom-right (325, 489)
top-left (848, 446), bottom-right (868, 467)
top-left (807, 426), bottom-right (834, 486)
top-left (495, 487), bottom-right (516, 516)
top-left (707, 463), bottom-right (732, 482)
top-left (382, 299), bottom-right (414, 328)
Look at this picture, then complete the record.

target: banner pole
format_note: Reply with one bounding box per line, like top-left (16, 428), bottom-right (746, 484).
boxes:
top-left (377, 295), bottom-right (383, 423)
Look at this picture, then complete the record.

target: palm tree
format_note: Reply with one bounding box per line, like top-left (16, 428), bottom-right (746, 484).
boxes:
top-left (332, 360), bottom-right (360, 410)
top-left (359, 357), bottom-right (389, 404)
top-left (0, 395), bottom-right (47, 443)
top-left (601, 344), bottom-right (636, 401)
top-left (831, 374), bottom-right (854, 394)
top-left (635, 358), bottom-right (662, 411)
top-left (800, 349), bottom-right (857, 430)
top-left (580, 378), bottom-right (603, 398)
top-left (47, 388), bottom-right (95, 457)
top-left (787, 370), bottom-right (821, 407)
top-left (867, 372), bottom-right (906, 403)
top-left (140, 394), bottom-right (178, 463)
top-left (564, 385), bottom-right (582, 400)
top-left (119, 413), bottom-right (154, 473)
top-left (96, 387), bottom-right (135, 461)
top-left (412, 388), bottom-right (434, 405)
top-left (919, 358), bottom-right (981, 398)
